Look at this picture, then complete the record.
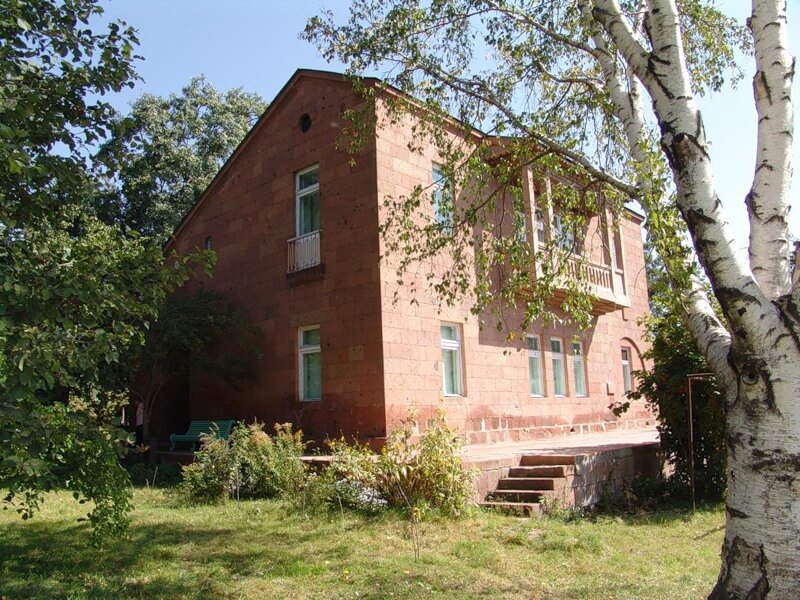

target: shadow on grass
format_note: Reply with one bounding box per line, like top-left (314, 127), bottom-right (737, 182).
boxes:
top-left (0, 512), bottom-right (330, 599)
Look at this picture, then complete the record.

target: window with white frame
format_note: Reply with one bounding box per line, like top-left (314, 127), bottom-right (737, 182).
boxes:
top-left (572, 341), bottom-right (587, 397)
top-left (535, 208), bottom-right (546, 244)
top-left (553, 213), bottom-right (575, 251)
top-left (621, 347), bottom-right (632, 394)
top-left (299, 326), bottom-right (321, 400)
top-left (527, 335), bottom-right (544, 397)
top-left (296, 165), bottom-right (320, 236)
top-left (432, 164), bottom-right (454, 229)
top-left (441, 323), bottom-right (463, 396)
top-left (551, 338), bottom-right (566, 396)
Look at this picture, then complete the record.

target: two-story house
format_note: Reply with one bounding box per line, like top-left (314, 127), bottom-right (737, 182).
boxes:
top-left (164, 69), bottom-right (652, 447)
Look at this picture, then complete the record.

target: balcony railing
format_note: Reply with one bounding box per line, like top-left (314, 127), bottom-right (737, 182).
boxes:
top-left (562, 256), bottom-right (629, 313)
top-left (565, 257), bottom-right (613, 289)
top-left (287, 230), bottom-right (321, 274)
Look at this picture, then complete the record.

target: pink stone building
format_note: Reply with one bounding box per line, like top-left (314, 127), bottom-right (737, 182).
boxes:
top-left (164, 70), bottom-right (652, 447)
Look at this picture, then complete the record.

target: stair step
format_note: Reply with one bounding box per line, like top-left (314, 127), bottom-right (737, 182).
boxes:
top-left (479, 501), bottom-right (541, 516)
top-left (486, 489), bottom-right (548, 503)
top-left (508, 465), bottom-right (573, 478)
top-left (497, 477), bottom-right (562, 491)
top-left (519, 454), bottom-right (576, 467)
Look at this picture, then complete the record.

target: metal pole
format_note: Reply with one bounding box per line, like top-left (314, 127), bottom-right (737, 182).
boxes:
top-left (685, 373), bottom-right (714, 513)
top-left (687, 375), bottom-right (696, 512)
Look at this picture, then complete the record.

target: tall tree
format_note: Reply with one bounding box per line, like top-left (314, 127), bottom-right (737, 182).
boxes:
top-left (305, 1), bottom-right (799, 597)
top-left (0, 0), bottom-right (210, 538)
top-left (93, 77), bottom-right (266, 240)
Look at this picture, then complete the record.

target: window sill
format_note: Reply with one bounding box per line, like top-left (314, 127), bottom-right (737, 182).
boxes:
top-left (299, 397), bottom-right (321, 402)
top-left (530, 394), bottom-right (544, 398)
top-left (442, 393), bottom-right (464, 398)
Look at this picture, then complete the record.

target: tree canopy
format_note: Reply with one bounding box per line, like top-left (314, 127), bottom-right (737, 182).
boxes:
top-left (93, 76), bottom-right (266, 240)
top-left (0, 0), bottom-right (212, 539)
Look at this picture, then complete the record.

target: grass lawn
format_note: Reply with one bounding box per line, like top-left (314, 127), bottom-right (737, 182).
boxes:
top-left (0, 488), bottom-right (724, 599)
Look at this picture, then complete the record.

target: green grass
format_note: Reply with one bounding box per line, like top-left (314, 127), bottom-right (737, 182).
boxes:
top-left (0, 489), bottom-right (724, 599)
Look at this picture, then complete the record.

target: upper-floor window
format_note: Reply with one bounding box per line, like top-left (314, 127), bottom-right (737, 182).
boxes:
top-left (535, 208), bottom-right (546, 244)
top-left (296, 165), bottom-right (320, 236)
top-left (621, 347), bottom-right (632, 393)
top-left (204, 236), bottom-right (213, 250)
top-left (441, 323), bottom-right (463, 396)
top-left (432, 164), bottom-right (454, 229)
top-left (299, 325), bottom-right (322, 401)
top-left (572, 341), bottom-right (587, 397)
top-left (527, 335), bottom-right (544, 397)
top-left (551, 337), bottom-right (566, 397)
top-left (553, 213), bottom-right (575, 252)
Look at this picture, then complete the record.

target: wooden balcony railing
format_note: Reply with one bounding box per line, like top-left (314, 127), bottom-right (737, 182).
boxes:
top-left (287, 230), bottom-right (321, 273)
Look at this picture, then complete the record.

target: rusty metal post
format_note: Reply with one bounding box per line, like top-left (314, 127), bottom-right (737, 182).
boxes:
top-left (686, 373), bottom-right (714, 512)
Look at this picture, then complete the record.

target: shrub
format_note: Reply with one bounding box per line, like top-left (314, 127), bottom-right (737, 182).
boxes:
top-left (179, 433), bottom-right (236, 503)
top-left (378, 409), bottom-right (476, 517)
top-left (179, 422), bottom-right (307, 503)
top-left (231, 422), bottom-right (307, 499)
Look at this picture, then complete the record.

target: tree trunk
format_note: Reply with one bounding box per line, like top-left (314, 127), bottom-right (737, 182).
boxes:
top-left (710, 337), bottom-right (800, 599)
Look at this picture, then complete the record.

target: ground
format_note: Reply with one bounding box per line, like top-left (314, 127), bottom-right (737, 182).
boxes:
top-left (0, 488), bottom-right (723, 599)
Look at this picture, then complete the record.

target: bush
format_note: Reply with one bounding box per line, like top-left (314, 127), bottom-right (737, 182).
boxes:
top-left (231, 422), bottom-right (307, 499)
top-left (625, 306), bottom-right (726, 502)
top-left (179, 434), bottom-right (237, 503)
top-left (377, 409), bottom-right (475, 517)
top-left (179, 422), bottom-right (307, 503)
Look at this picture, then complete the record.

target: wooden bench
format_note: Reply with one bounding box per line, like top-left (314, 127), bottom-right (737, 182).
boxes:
top-left (169, 420), bottom-right (235, 451)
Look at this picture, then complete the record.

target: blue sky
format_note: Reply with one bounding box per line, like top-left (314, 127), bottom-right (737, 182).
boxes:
top-left (100, 1), bottom-right (799, 253)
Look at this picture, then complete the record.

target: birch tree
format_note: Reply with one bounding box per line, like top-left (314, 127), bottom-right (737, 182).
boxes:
top-left (305, 0), bottom-right (799, 597)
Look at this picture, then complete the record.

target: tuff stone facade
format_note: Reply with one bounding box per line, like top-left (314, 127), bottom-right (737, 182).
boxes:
top-left (165, 70), bottom-right (652, 447)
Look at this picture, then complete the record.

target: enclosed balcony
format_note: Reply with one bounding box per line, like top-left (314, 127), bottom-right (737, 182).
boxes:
top-left (521, 167), bottom-right (631, 316)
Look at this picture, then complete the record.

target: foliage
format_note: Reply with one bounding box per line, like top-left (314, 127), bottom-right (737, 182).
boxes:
top-left (129, 288), bottom-right (260, 440)
top-left (179, 432), bottom-right (237, 504)
top-left (0, 0), bottom-right (214, 539)
top-left (303, 0), bottom-right (749, 336)
top-left (377, 409), bottom-right (476, 517)
top-left (231, 422), bottom-right (307, 499)
top-left (179, 422), bottom-right (307, 504)
top-left (93, 76), bottom-right (266, 240)
top-left (628, 316), bottom-right (726, 501)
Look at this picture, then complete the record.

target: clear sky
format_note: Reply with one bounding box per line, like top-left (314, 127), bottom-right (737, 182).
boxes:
top-left (100, 0), bottom-right (799, 254)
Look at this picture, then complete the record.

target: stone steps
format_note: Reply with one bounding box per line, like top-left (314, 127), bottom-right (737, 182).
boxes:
top-left (481, 454), bottom-right (575, 515)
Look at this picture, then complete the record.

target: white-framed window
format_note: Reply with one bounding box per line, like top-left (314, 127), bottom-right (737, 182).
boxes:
top-left (299, 325), bottom-right (321, 401)
top-left (296, 164), bottom-right (320, 236)
top-left (551, 337), bottom-right (566, 397)
top-left (432, 164), bottom-right (454, 229)
top-left (441, 323), bottom-right (463, 396)
top-left (621, 347), bottom-right (632, 393)
top-left (527, 335), bottom-right (544, 397)
top-left (553, 213), bottom-right (575, 251)
top-left (535, 208), bottom-right (546, 244)
top-left (572, 341), bottom-right (587, 397)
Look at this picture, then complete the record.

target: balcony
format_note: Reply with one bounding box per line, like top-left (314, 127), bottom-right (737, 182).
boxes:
top-left (287, 230), bottom-right (321, 274)
top-left (562, 256), bottom-right (629, 314)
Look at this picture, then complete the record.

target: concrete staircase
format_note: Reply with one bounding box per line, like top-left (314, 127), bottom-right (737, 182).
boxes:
top-left (479, 454), bottom-right (576, 516)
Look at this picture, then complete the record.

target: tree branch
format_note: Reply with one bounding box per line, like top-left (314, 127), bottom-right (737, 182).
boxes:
top-left (747, 0), bottom-right (794, 299)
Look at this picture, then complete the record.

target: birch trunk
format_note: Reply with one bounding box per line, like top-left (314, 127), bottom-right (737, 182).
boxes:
top-left (589, 0), bottom-right (800, 597)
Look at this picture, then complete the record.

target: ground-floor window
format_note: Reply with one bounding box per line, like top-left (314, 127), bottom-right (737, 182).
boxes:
top-left (551, 337), bottom-right (566, 397)
top-left (572, 341), bottom-right (587, 396)
top-left (299, 325), bottom-right (321, 400)
top-left (621, 347), bottom-right (632, 394)
top-left (527, 335), bottom-right (544, 396)
top-left (441, 323), bottom-right (463, 396)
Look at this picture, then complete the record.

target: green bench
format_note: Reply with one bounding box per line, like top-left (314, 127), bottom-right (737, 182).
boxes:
top-left (169, 420), bottom-right (235, 451)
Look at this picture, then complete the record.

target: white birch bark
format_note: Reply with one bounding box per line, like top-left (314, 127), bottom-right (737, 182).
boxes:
top-left (589, 1), bottom-right (800, 597)
top-left (748, 0), bottom-right (794, 300)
